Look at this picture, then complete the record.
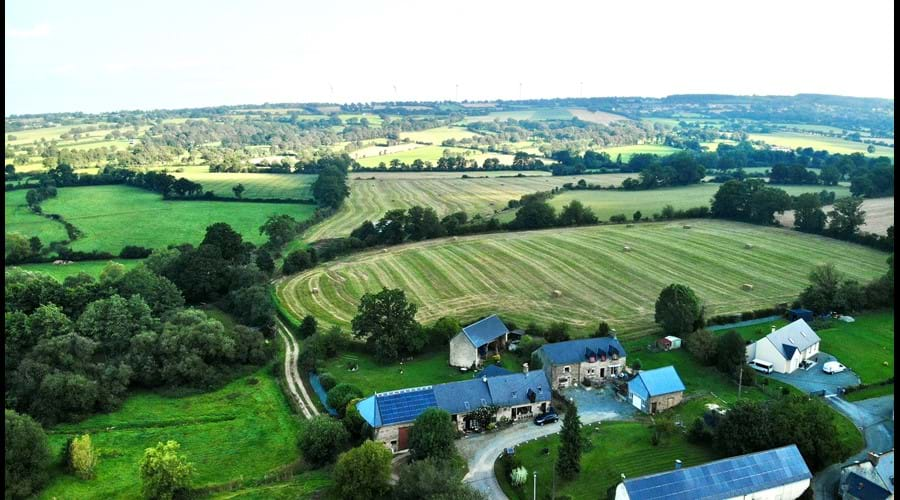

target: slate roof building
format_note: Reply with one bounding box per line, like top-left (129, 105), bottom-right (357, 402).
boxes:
top-left (840, 449), bottom-right (894, 500)
top-left (745, 319), bottom-right (821, 374)
top-left (614, 444), bottom-right (812, 500)
top-left (356, 367), bottom-right (551, 453)
top-left (627, 365), bottom-right (686, 414)
top-left (534, 337), bottom-right (627, 389)
top-left (449, 315), bottom-right (511, 368)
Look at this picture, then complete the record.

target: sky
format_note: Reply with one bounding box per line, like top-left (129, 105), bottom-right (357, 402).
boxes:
top-left (4, 0), bottom-right (895, 115)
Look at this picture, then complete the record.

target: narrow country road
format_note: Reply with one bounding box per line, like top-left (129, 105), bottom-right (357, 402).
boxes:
top-left (457, 406), bottom-right (634, 500)
top-left (276, 317), bottom-right (319, 419)
top-left (811, 395), bottom-right (894, 499)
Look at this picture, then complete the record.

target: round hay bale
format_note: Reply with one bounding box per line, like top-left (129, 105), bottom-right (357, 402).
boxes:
top-left (741, 283), bottom-right (754, 291)
top-left (626, 224), bottom-right (634, 228)
top-left (744, 243), bottom-right (754, 249)
top-left (311, 287), bottom-right (320, 294)
top-left (452, 236), bottom-right (459, 241)
top-left (683, 225), bottom-right (692, 229)
top-left (381, 248), bottom-right (388, 253)
top-left (623, 245), bottom-right (632, 252)
top-left (551, 290), bottom-right (562, 298)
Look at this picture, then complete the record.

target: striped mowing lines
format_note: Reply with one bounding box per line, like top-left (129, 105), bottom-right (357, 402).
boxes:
top-left (302, 173), bottom-right (637, 241)
top-left (278, 220), bottom-right (888, 338)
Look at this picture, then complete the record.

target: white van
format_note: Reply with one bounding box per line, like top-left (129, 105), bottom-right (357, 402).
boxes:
top-left (749, 359), bottom-right (774, 374)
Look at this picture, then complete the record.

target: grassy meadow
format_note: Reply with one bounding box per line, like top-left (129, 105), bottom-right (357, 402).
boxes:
top-left (550, 183), bottom-right (852, 222)
top-left (595, 144), bottom-right (681, 161)
top-left (36, 185), bottom-right (315, 253)
top-left (399, 126), bottom-right (481, 144)
top-left (747, 132), bottom-right (894, 159)
top-left (6, 189), bottom-right (71, 245)
top-left (39, 366), bottom-right (302, 499)
top-left (176, 173), bottom-right (317, 199)
top-left (279, 220), bottom-right (888, 338)
top-left (9, 260), bottom-right (143, 281)
top-left (302, 173), bottom-right (638, 240)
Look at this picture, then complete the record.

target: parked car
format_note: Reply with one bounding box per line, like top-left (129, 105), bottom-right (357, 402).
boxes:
top-left (822, 361), bottom-right (846, 374)
top-left (534, 410), bottom-right (559, 426)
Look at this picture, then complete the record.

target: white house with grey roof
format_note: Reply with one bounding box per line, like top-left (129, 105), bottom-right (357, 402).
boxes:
top-left (449, 314), bottom-right (510, 368)
top-left (745, 319), bottom-right (821, 374)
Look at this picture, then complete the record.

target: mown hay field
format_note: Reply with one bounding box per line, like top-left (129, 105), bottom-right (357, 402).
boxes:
top-left (302, 173), bottom-right (638, 240)
top-left (36, 185), bottom-right (316, 253)
top-left (399, 126), bottom-right (481, 144)
top-left (353, 144), bottom-right (517, 167)
top-left (177, 172), bottom-right (317, 199)
top-left (550, 183), bottom-right (853, 222)
top-left (39, 366), bottom-right (302, 499)
top-left (279, 220), bottom-right (888, 338)
top-left (9, 260), bottom-right (143, 281)
top-left (593, 144), bottom-right (681, 161)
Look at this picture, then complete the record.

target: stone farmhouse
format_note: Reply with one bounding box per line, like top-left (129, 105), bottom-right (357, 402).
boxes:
top-left (534, 337), bottom-right (627, 389)
top-left (355, 366), bottom-right (551, 453)
top-left (449, 314), bottom-right (510, 369)
top-left (627, 365), bottom-right (685, 414)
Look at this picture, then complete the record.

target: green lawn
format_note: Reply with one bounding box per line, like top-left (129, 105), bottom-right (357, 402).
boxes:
top-left (36, 185), bottom-right (316, 253)
top-left (5, 189), bottom-right (70, 246)
top-left (595, 144), bottom-right (681, 162)
top-left (318, 349), bottom-right (471, 396)
top-left (550, 183), bottom-right (852, 222)
top-left (40, 366), bottom-right (303, 499)
top-left (726, 310), bottom-right (894, 384)
top-left (496, 421), bottom-right (718, 500)
top-left (208, 470), bottom-right (331, 499)
top-left (845, 383), bottom-right (894, 402)
top-left (7, 260), bottom-right (143, 281)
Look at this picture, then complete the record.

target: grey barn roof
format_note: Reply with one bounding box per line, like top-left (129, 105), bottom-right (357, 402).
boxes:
top-left (461, 314), bottom-right (509, 348)
top-left (764, 319), bottom-right (820, 360)
top-left (538, 337), bottom-right (626, 365)
top-left (621, 444), bottom-right (811, 500)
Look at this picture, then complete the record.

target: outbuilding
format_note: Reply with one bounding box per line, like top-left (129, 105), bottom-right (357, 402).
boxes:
top-left (449, 315), bottom-right (510, 368)
top-left (787, 308), bottom-right (814, 322)
top-left (627, 365), bottom-right (685, 414)
top-left (656, 336), bottom-right (682, 351)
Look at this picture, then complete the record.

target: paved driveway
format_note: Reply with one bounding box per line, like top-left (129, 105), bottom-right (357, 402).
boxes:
top-left (812, 395), bottom-right (894, 499)
top-left (458, 387), bottom-right (636, 499)
top-left (766, 353), bottom-right (860, 395)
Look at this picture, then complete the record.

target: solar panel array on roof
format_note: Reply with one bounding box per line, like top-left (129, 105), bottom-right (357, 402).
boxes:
top-left (623, 445), bottom-right (811, 499)
top-left (376, 387), bottom-right (437, 426)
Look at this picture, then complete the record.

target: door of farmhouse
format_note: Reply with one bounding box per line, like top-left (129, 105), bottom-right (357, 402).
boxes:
top-left (397, 426), bottom-right (410, 451)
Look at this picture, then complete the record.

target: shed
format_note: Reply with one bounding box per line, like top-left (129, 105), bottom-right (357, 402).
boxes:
top-left (627, 365), bottom-right (685, 414)
top-left (656, 336), bottom-right (682, 351)
top-left (787, 308), bottom-right (813, 322)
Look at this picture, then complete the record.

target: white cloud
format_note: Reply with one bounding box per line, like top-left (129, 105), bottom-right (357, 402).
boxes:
top-left (5, 23), bottom-right (50, 38)
top-left (51, 63), bottom-right (76, 75)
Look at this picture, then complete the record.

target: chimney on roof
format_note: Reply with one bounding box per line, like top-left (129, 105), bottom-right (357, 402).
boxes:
top-left (771, 325), bottom-right (776, 333)
top-left (523, 363), bottom-right (529, 374)
top-left (610, 329), bottom-right (618, 339)
top-left (675, 459), bottom-right (682, 470)
top-left (482, 375), bottom-right (488, 384)
top-left (869, 451), bottom-right (881, 465)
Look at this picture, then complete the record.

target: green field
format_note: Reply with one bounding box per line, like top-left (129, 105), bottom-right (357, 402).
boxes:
top-left (208, 470), bottom-right (331, 499)
top-left (5, 189), bottom-right (71, 245)
top-left (302, 173), bottom-right (637, 241)
top-left (550, 183), bottom-right (852, 222)
top-left (464, 108), bottom-right (575, 123)
top-left (595, 144), bottom-right (681, 161)
top-left (176, 173), bottom-right (317, 199)
top-left (35, 185), bottom-right (315, 253)
top-left (399, 126), bottom-right (481, 144)
top-left (7, 260), bottom-right (143, 281)
top-left (279, 220), bottom-right (888, 338)
top-left (747, 132), bottom-right (894, 159)
top-left (496, 421), bottom-right (718, 500)
top-left (319, 350), bottom-right (473, 397)
top-left (39, 366), bottom-right (303, 499)
top-left (728, 310), bottom-right (894, 384)
top-left (353, 145), bottom-right (517, 168)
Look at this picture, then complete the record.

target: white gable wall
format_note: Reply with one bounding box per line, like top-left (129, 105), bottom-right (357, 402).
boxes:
top-left (449, 332), bottom-right (477, 368)
top-left (752, 338), bottom-right (791, 373)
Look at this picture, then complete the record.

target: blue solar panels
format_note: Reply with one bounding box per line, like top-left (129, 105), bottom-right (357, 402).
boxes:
top-left (623, 445), bottom-right (811, 499)
top-left (376, 387), bottom-right (438, 425)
